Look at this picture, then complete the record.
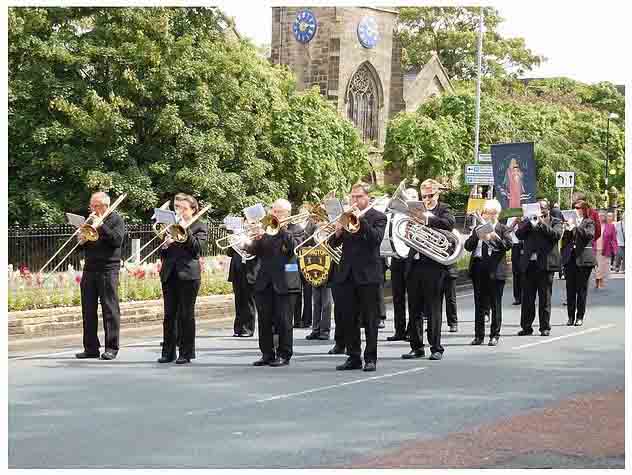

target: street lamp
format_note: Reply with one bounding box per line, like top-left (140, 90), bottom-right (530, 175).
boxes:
top-left (605, 112), bottom-right (619, 189)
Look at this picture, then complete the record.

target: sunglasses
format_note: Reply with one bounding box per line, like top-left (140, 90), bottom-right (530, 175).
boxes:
top-left (421, 193), bottom-right (437, 199)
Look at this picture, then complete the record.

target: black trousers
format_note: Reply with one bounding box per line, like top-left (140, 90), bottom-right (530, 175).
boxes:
top-left (520, 262), bottom-right (554, 333)
top-left (377, 283), bottom-right (386, 320)
top-left (390, 258), bottom-right (408, 336)
top-left (564, 260), bottom-right (593, 323)
top-left (256, 285), bottom-right (293, 360)
top-left (443, 276), bottom-right (458, 326)
top-left (471, 260), bottom-right (504, 338)
top-left (161, 275), bottom-right (200, 359)
top-left (232, 273), bottom-right (256, 334)
top-left (294, 276), bottom-right (312, 327)
top-left (336, 279), bottom-right (379, 363)
top-left (331, 285), bottom-right (345, 349)
top-left (512, 244), bottom-right (523, 303)
top-left (407, 260), bottom-right (447, 354)
top-left (80, 269), bottom-right (121, 354)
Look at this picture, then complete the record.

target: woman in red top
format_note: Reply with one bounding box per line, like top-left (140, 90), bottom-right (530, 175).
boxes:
top-left (595, 212), bottom-right (618, 288)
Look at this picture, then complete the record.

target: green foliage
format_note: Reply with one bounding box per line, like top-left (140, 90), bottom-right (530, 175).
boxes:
top-left (9, 7), bottom-right (368, 225)
top-left (397, 7), bottom-right (544, 80)
top-left (384, 78), bottom-right (625, 209)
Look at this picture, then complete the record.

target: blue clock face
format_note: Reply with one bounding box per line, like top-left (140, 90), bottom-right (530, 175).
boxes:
top-left (357, 16), bottom-right (379, 49)
top-left (292, 10), bottom-right (317, 44)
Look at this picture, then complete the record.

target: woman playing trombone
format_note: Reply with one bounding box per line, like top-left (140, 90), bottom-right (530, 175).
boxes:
top-left (157, 193), bottom-right (208, 364)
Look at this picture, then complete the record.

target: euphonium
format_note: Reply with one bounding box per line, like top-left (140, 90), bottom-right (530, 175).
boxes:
top-left (387, 180), bottom-right (463, 266)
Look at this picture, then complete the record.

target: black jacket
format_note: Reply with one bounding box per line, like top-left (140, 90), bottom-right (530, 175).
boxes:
top-left (406, 202), bottom-right (456, 270)
top-left (464, 222), bottom-right (512, 280)
top-left (247, 223), bottom-right (305, 294)
top-left (80, 211), bottom-right (126, 272)
top-left (515, 216), bottom-right (563, 272)
top-left (561, 218), bottom-right (596, 268)
top-left (328, 207), bottom-right (387, 285)
top-left (227, 248), bottom-right (260, 285)
top-left (159, 221), bottom-right (208, 282)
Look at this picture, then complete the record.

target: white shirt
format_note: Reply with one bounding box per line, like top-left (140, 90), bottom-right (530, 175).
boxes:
top-left (473, 239), bottom-right (483, 258)
top-left (615, 221), bottom-right (625, 246)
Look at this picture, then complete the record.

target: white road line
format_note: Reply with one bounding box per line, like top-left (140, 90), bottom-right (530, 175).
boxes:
top-left (511, 324), bottom-right (616, 350)
top-left (9, 338), bottom-right (163, 361)
top-left (254, 367), bottom-right (426, 403)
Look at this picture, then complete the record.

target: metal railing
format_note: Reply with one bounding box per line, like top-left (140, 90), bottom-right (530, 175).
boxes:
top-left (8, 222), bottom-right (229, 272)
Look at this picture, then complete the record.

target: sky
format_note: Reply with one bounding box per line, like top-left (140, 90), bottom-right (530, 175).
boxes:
top-left (217, 0), bottom-right (630, 84)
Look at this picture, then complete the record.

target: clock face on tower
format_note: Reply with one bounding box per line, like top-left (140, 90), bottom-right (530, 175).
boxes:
top-left (357, 16), bottom-right (379, 49)
top-left (292, 10), bottom-right (317, 44)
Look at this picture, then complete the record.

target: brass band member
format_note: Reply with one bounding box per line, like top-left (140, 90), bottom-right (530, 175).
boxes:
top-left (248, 199), bottom-right (304, 367)
top-left (76, 192), bottom-right (126, 360)
top-left (561, 200), bottom-right (596, 326)
top-left (157, 194), bottom-right (208, 364)
top-left (402, 179), bottom-right (455, 361)
top-left (516, 200), bottom-right (562, 337)
top-left (464, 199), bottom-right (512, 346)
top-left (329, 183), bottom-right (387, 372)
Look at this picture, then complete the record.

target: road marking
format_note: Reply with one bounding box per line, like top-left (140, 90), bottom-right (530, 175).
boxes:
top-left (254, 367), bottom-right (426, 403)
top-left (8, 338), bottom-right (163, 361)
top-left (511, 324), bottom-right (616, 350)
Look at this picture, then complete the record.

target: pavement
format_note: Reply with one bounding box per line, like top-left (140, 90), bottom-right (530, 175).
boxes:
top-left (8, 273), bottom-right (626, 468)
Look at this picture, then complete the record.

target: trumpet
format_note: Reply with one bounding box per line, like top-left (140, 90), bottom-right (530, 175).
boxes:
top-left (39, 193), bottom-right (127, 279)
top-left (215, 221), bottom-right (262, 261)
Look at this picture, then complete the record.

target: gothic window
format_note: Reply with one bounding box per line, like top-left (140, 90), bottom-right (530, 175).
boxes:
top-left (346, 64), bottom-right (381, 144)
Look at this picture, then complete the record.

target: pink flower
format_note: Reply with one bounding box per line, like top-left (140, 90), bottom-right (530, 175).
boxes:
top-left (75, 274), bottom-right (82, 285)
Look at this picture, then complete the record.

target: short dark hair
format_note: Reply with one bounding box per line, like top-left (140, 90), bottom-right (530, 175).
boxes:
top-left (574, 200), bottom-right (590, 219)
top-left (351, 182), bottom-right (370, 195)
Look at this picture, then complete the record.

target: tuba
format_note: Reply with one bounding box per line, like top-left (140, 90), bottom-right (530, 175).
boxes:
top-left (387, 180), bottom-right (464, 266)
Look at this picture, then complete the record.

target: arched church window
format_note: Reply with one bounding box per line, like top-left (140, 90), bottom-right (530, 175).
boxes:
top-left (346, 64), bottom-right (380, 144)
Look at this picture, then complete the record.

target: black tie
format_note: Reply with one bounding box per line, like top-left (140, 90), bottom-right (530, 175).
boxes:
top-left (482, 242), bottom-right (489, 259)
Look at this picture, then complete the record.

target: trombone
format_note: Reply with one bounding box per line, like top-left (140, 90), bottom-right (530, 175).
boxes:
top-left (124, 201), bottom-right (173, 266)
top-left (134, 204), bottom-right (213, 266)
top-left (40, 193), bottom-right (128, 279)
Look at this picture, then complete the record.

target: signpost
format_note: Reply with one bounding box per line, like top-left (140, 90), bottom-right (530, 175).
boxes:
top-left (465, 163), bottom-right (494, 185)
top-left (555, 171), bottom-right (575, 208)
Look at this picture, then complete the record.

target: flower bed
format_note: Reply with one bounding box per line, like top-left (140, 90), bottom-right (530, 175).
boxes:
top-left (8, 256), bottom-right (232, 312)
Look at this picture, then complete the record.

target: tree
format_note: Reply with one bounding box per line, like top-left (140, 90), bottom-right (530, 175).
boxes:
top-left (397, 7), bottom-right (544, 80)
top-left (8, 7), bottom-right (368, 225)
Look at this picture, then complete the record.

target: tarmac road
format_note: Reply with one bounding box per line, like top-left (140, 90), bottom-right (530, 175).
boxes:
top-left (8, 274), bottom-right (625, 468)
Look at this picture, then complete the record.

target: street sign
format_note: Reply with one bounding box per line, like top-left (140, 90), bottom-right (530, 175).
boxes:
top-left (465, 163), bottom-right (494, 185)
top-left (478, 153), bottom-right (492, 163)
top-left (555, 171), bottom-right (575, 188)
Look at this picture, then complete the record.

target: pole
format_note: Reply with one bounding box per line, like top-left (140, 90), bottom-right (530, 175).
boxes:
top-left (472, 7), bottom-right (484, 198)
top-left (605, 114), bottom-right (610, 190)
top-left (558, 188), bottom-right (561, 209)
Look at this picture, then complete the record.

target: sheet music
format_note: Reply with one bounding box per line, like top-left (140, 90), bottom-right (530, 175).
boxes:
top-left (65, 213), bottom-right (86, 228)
top-left (522, 203), bottom-right (541, 218)
top-left (506, 217), bottom-right (518, 228)
top-left (324, 198), bottom-right (343, 221)
top-left (243, 203), bottom-right (266, 223)
top-left (223, 215), bottom-right (244, 232)
top-left (153, 208), bottom-right (177, 225)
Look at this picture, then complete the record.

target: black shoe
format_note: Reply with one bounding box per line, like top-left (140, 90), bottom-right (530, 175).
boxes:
top-left (363, 361), bottom-right (376, 372)
top-left (401, 349), bottom-right (425, 359)
top-left (157, 355), bottom-right (176, 363)
top-left (387, 334), bottom-right (406, 341)
top-left (449, 324), bottom-right (458, 333)
top-left (336, 359), bottom-right (362, 370)
top-left (317, 334), bottom-right (330, 340)
top-left (377, 320), bottom-right (385, 329)
top-left (232, 332), bottom-right (240, 337)
top-left (575, 319), bottom-right (583, 326)
top-left (100, 350), bottom-right (117, 360)
top-left (512, 301), bottom-right (521, 306)
top-left (517, 329), bottom-right (533, 336)
top-left (540, 330), bottom-right (551, 336)
top-left (269, 357), bottom-right (290, 367)
top-left (488, 337), bottom-right (499, 347)
top-left (239, 331), bottom-right (254, 337)
top-left (75, 351), bottom-right (100, 359)
top-left (328, 345), bottom-right (345, 355)
top-left (253, 357), bottom-right (274, 366)
top-left (567, 319), bottom-right (574, 326)
top-left (470, 338), bottom-right (484, 345)
top-left (175, 356), bottom-right (191, 364)
top-left (305, 332), bottom-right (319, 340)
top-left (429, 352), bottom-right (443, 361)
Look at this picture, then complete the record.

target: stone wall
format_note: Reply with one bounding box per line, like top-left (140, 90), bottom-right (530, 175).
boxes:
top-left (8, 294), bottom-right (234, 340)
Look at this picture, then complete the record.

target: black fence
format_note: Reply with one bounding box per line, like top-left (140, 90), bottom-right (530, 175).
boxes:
top-left (8, 222), bottom-right (229, 273)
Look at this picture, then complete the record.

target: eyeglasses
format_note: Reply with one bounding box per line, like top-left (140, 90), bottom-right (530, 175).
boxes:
top-left (420, 193), bottom-right (436, 199)
top-left (574, 206), bottom-right (582, 210)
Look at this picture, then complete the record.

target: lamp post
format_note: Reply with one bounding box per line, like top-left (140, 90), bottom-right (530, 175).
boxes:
top-left (605, 112), bottom-right (619, 189)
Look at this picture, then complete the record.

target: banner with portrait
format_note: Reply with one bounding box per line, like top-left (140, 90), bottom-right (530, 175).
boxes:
top-left (491, 142), bottom-right (537, 213)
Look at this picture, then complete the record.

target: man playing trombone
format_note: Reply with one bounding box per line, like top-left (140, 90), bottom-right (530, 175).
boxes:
top-left (329, 182), bottom-right (387, 372)
top-left (76, 192), bottom-right (126, 360)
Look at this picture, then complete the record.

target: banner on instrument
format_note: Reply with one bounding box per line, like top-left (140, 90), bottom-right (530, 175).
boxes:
top-left (491, 142), bottom-right (537, 213)
top-left (297, 247), bottom-right (332, 288)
